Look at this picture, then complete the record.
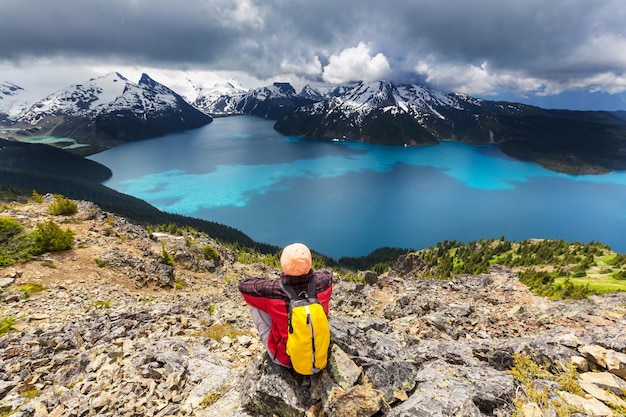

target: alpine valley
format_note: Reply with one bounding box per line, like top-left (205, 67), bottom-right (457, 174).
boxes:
top-left (2, 72), bottom-right (626, 175)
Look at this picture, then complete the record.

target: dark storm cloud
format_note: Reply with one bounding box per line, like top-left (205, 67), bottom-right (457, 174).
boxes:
top-left (1, 0), bottom-right (624, 94)
top-left (394, 0), bottom-right (626, 75)
top-left (0, 1), bottom-right (249, 65)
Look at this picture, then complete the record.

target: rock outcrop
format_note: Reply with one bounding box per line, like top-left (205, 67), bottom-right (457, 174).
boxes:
top-left (1, 198), bottom-right (625, 416)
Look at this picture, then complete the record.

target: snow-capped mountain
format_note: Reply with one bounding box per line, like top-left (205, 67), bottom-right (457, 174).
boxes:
top-left (326, 83), bottom-right (360, 98)
top-left (0, 81), bottom-right (31, 121)
top-left (21, 72), bottom-right (202, 122)
top-left (231, 82), bottom-right (318, 119)
top-left (274, 80), bottom-right (472, 146)
top-left (315, 81), bottom-right (465, 121)
top-left (19, 72), bottom-right (128, 123)
top-left (193, 80), bottom-right (248, 115)
top-left (273, 79), bottom-right (626, 173)
top-left (298, 85), bottom-right (325, 101)
top-left (14, 73), bottom-right (212, 150)
top-left (190, 80), bottom-right (327, 118)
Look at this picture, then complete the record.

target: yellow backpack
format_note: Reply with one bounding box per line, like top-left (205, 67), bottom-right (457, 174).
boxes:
top-left (280, 278), bottom-right (330, 375)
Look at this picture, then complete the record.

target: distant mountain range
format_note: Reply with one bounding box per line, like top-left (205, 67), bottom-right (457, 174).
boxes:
top-left (191, 81), bottom-right (321, 119)
top-left (274, 81), bottom-right (626, 174)
top-left (1, 73), bottom-right (212, 154)
top-left (2, 73), bottom-right (626, 174)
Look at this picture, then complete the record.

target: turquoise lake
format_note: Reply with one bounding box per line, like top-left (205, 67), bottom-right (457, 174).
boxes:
top-left (89, 116), bottom-right (626, 258)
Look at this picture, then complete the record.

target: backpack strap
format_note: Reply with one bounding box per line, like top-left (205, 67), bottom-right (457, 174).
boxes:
top-left (307, 275), bottom-right (317, 299)
top-left (279, 275), bottom-right (318, 300)
top-left (279, 280), bottom-right (298, 301)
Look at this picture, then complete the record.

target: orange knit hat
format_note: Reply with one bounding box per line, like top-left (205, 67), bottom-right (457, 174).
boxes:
top-left (280, 243), bottom-right (312, 276)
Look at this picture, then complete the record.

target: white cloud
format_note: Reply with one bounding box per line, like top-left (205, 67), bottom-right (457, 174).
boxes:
top-left (0, 58), bottom-right (100, 101)
top-left (225, 0), bottom-right (264, 27)
top-left (322, 43), bottom-right (391, 84)
top-left (280, 55), bottom-right (322, 77)
top-left (560, 72), bottom-right (626, 95)
top-left (415, 58), bottom-right (546, 96)
top-left (415, 56), bottom-right (626, 99)
top-left (571, 34), bottom-right (626, 69)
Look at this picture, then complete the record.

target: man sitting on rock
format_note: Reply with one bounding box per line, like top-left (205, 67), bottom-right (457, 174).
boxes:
top-left (238, 243), bottom-right (333, 368)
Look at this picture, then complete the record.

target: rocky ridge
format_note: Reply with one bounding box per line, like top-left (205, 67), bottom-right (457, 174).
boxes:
top-left (1, 197), bottom-right (625, 416)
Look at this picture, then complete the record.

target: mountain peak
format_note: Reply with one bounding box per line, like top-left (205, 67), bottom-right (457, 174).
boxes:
top-left (271, 82), bottom-right (297, 95)
top-left (88, 72), bottom-right (127, 84)
top-left (299, 85), bottom-right (324, 101)
top-left (138, 73), bottom-right (158, 88)
top-left (344, 80), bottom-right (398, 108)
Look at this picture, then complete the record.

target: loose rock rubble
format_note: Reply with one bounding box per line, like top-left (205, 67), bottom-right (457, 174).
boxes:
top-left (1, 199), bottom-right (625, 416)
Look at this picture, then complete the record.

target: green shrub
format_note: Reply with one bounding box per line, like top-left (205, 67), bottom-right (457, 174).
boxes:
top-left (608, 253), bottom-right (626, 267)
top-left (47, 194), bottom-right (78, 216)
top-left (0, 317), bottom-right (16, 336)
top-left (342, 271), bottom-right (365, 283)
top-left (202, 245), bottom-right (220, 262)
top-left (510, 353), bottom-right (551, 384)
top-left (569, 262), bottom-right (588, 277)
top-left (510, 353), bottom-right (584, 416)
top-left (236, 249), bottom-right (280, 268)
top-left (31, 220), bottom-right (75, 254)
top-left (30, 190), bottom-right (44, 204)
top-left (613, 269), bottom-right (626, 280)
top-left (200, 385), bottom-right (230, 408)
top-left (92, 301), bottom-right (111, 309)
top-left (201, 392), bottom-right (221, 407)
top-left (0, 217), bottom-right (34, 266)
top-left (17, 282), bottom-right (46, 293)
top-left (10, 282), bottom-right (47, 299)
top-left (161, 242), bottom-right (174, 266)
top-left (20, 389), bottom-right (41, 399)
top-left (0, 217), bottom-right (23, 242)
top-left (94, 257), bottom-right (106, 268)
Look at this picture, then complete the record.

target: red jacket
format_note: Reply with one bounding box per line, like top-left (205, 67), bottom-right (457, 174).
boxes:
top-left (238, 269), bottom-right (333, 367)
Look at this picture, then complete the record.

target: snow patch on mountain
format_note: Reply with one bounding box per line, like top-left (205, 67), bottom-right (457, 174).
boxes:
top-left (0, 81), bottom-right (31, 120)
